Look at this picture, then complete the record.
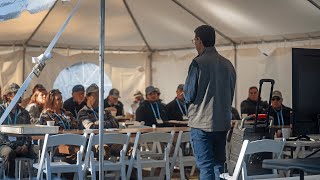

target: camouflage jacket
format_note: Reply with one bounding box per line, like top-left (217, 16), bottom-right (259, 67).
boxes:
top-left (78, 105), bottom-right (119, 130)
top-left (40, 109), bottom-right (78, 130)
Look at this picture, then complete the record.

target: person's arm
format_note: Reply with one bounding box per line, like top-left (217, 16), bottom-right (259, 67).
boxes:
top-left (26, 104), bottom-right (40, 124)
top-left (135, 106), bottom-right (144, 122)
top-left (184, 60), bottom-right (199, 104)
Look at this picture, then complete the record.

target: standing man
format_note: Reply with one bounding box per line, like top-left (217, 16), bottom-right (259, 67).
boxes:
top-left (184, 25), bottom-right (236, 179)
top-left (63, 84), bottom-right (86, 120)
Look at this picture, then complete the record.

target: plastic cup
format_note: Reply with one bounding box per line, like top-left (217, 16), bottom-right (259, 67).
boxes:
top-left (282, 128), bottom-right (291, 139)
top-left (152, 124), bottom-right (156, 129)
top-left (47, 121), bottom-right (55, 126)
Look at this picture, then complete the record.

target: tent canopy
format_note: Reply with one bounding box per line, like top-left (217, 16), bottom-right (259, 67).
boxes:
top-left (0, 0), bottom-right (320, 51)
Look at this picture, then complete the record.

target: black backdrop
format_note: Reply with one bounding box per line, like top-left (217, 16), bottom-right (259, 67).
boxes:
top-left (292, 48), bottom-right (320, 136)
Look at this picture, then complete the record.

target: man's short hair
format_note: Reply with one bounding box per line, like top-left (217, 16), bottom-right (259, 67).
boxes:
top-left (72, 84), bottom-right (85, 93)
top-left (194, 25), bottom-right (216, 47)
top-left (249, 86), bottom-right (258, 91)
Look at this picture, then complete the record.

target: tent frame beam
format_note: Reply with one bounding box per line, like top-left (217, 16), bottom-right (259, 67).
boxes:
top-left (24, 0), bottom-right (58, 46)
top-left (123, 0), bottom-right (153, 52)
top-left (171, 0), bottom-right (237, 45)
top-left (2, 35), bottom-right (320, 52)
top-left (308, 0), bottom-right (320, 10)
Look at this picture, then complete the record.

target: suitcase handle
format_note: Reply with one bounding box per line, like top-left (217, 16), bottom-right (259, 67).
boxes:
top-left (254, 79), bottom-right (275, 131)
top-left (259, 79), bottom-right (275, 85)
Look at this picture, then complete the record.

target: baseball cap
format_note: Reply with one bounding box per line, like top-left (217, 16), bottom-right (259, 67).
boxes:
top-left (177, 84), bottom-right (184, 90)
top-left (109, 88), bottom-right (120, 98)
top-left (272, 90), bottom-right (282, 99)
top-left (86, 84), bottom-right (99, 95)
top-left (145, 86), bottom-right (157, 95)
top-left (72, 85), bottom-right (85, 93)
top-left (133, 90), bottom-right (143, 98)
top-left (4, 83), bottom-right (20, 95)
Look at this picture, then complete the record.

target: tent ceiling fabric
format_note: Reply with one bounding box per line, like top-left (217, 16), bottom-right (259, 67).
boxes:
top-left (0, 0), bottom-right (320, 50)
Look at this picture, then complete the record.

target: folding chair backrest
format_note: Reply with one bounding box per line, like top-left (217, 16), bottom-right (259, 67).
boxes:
top-left (179, 131), bottom-right (190, 143)
top-left (242, 139), bottom-right (285, 180)
top-left (89, 133), bottom-right (131, 146)
top-left (37, 133), bottom-right (88, 179)
top-left (138, 131), bottom-right (175, 144)
top-left (230, 140), bottom-right (249, 180)
top-left (245, 139), bottom-right (285, 157)
top-left (84, 132), bottom-right (131, 165)
top-left (45, 134), bottom-right (87, 148)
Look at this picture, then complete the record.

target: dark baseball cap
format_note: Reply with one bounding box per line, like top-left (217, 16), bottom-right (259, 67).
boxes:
top-left (4, 83), bottom-right (20, 95)
top-left (72, 85), bottom-right (85, 93)
top-left (145, 86), bottom-right (157, 95)
top-left (86, 83), bottom-right (99, 95)
top-left (109, 88), bottom-right (120, 98)
top-left (177, 84), bottom-right (184, 90)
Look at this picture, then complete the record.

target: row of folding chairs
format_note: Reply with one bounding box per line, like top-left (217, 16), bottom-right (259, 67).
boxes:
top-left (33, 130), bottom-right (195, 180)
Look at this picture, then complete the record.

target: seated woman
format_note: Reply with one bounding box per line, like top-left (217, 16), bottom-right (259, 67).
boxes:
top-left (39, 89), bottom-right (79, 170)
top-left (40, 89), bottom-right (78, 130)
top-left (25, 87), bottom-right (47, 124)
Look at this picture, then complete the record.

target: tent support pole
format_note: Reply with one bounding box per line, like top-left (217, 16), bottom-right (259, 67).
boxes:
top-left (99, 0), bottom-right (105, 179)
top-left (22, 46), bottom-right (26, 88)
top-left (233, 43), bottom-right (238, 109)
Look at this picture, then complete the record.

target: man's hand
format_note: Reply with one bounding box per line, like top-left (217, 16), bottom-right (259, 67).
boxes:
top-left (107, 107), bottom-right (117, 111)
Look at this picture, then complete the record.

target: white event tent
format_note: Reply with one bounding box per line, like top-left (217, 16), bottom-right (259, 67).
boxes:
top-left (1, 0), bottom-right (320, 111)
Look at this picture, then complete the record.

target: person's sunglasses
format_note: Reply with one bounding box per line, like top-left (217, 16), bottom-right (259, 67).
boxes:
top-left (272, 97), bottom-right (280, 101)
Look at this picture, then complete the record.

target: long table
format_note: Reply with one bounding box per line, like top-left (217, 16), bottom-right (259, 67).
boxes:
top-left (263, 158), bottom-right (320, 180)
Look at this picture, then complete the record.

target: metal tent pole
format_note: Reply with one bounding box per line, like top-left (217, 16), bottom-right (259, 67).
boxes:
top-left (99, 0), bottom-right (105, 179)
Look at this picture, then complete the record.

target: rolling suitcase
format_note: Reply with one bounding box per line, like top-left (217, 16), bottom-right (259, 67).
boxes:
top-left (227, 79), bottom-right (275, 176)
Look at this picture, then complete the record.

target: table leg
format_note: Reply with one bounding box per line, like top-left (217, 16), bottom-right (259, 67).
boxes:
top-left (300, 169), bottom-right (304, 180)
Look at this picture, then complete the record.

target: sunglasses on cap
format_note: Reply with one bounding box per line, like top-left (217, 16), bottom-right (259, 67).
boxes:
top-left (271, 97), bottom-right (281, 101)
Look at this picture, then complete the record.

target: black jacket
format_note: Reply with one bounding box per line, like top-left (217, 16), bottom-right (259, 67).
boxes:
top-left (63, 97), bottom-right (86, 118)
top-left (0, 104), bottom-right (32, 150)
top-left (269, 105), bottom-right (292, 126)
top-left (166, 98), bottom-right (187, 121)
top-left (135, 100), bottom-right (169, 126)
top-left (240, 98), bottom-right (269, 115)
top-left (104, 96), bottom-right (124, 116)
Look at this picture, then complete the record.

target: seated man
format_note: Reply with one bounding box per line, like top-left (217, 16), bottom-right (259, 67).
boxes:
top-left (166, 84), bottom-right (188, 121)
top-left (78, 84), bottom-right (118, 130)
top-left (63, 84), bottom-right (86, 120)
top-left (0, 83), bottom-right (36, 178)
top-left (104, 88), bottom-right (124, 117)
top-left (270, 90), bottom-right (292, 126)
top-left (240, 86), bottom-right (268, 116)
top-left (127, 91), bottom-right (144, 116)
top-left (136, 86), bottom-right (169, 126)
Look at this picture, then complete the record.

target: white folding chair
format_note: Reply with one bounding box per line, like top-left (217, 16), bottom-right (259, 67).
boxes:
top-left (220, 140), bottom-right (249, 180)
top-left (127, 131), bottom-right (175, 180)
top-left (170, 131), bottom-right (196, 180)
top-left (84, 132), bottom-right (131, 180)
top-left (241, 139), bottom-right (285, 180)
top-left (33, 133), bottom-right (87, 180)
